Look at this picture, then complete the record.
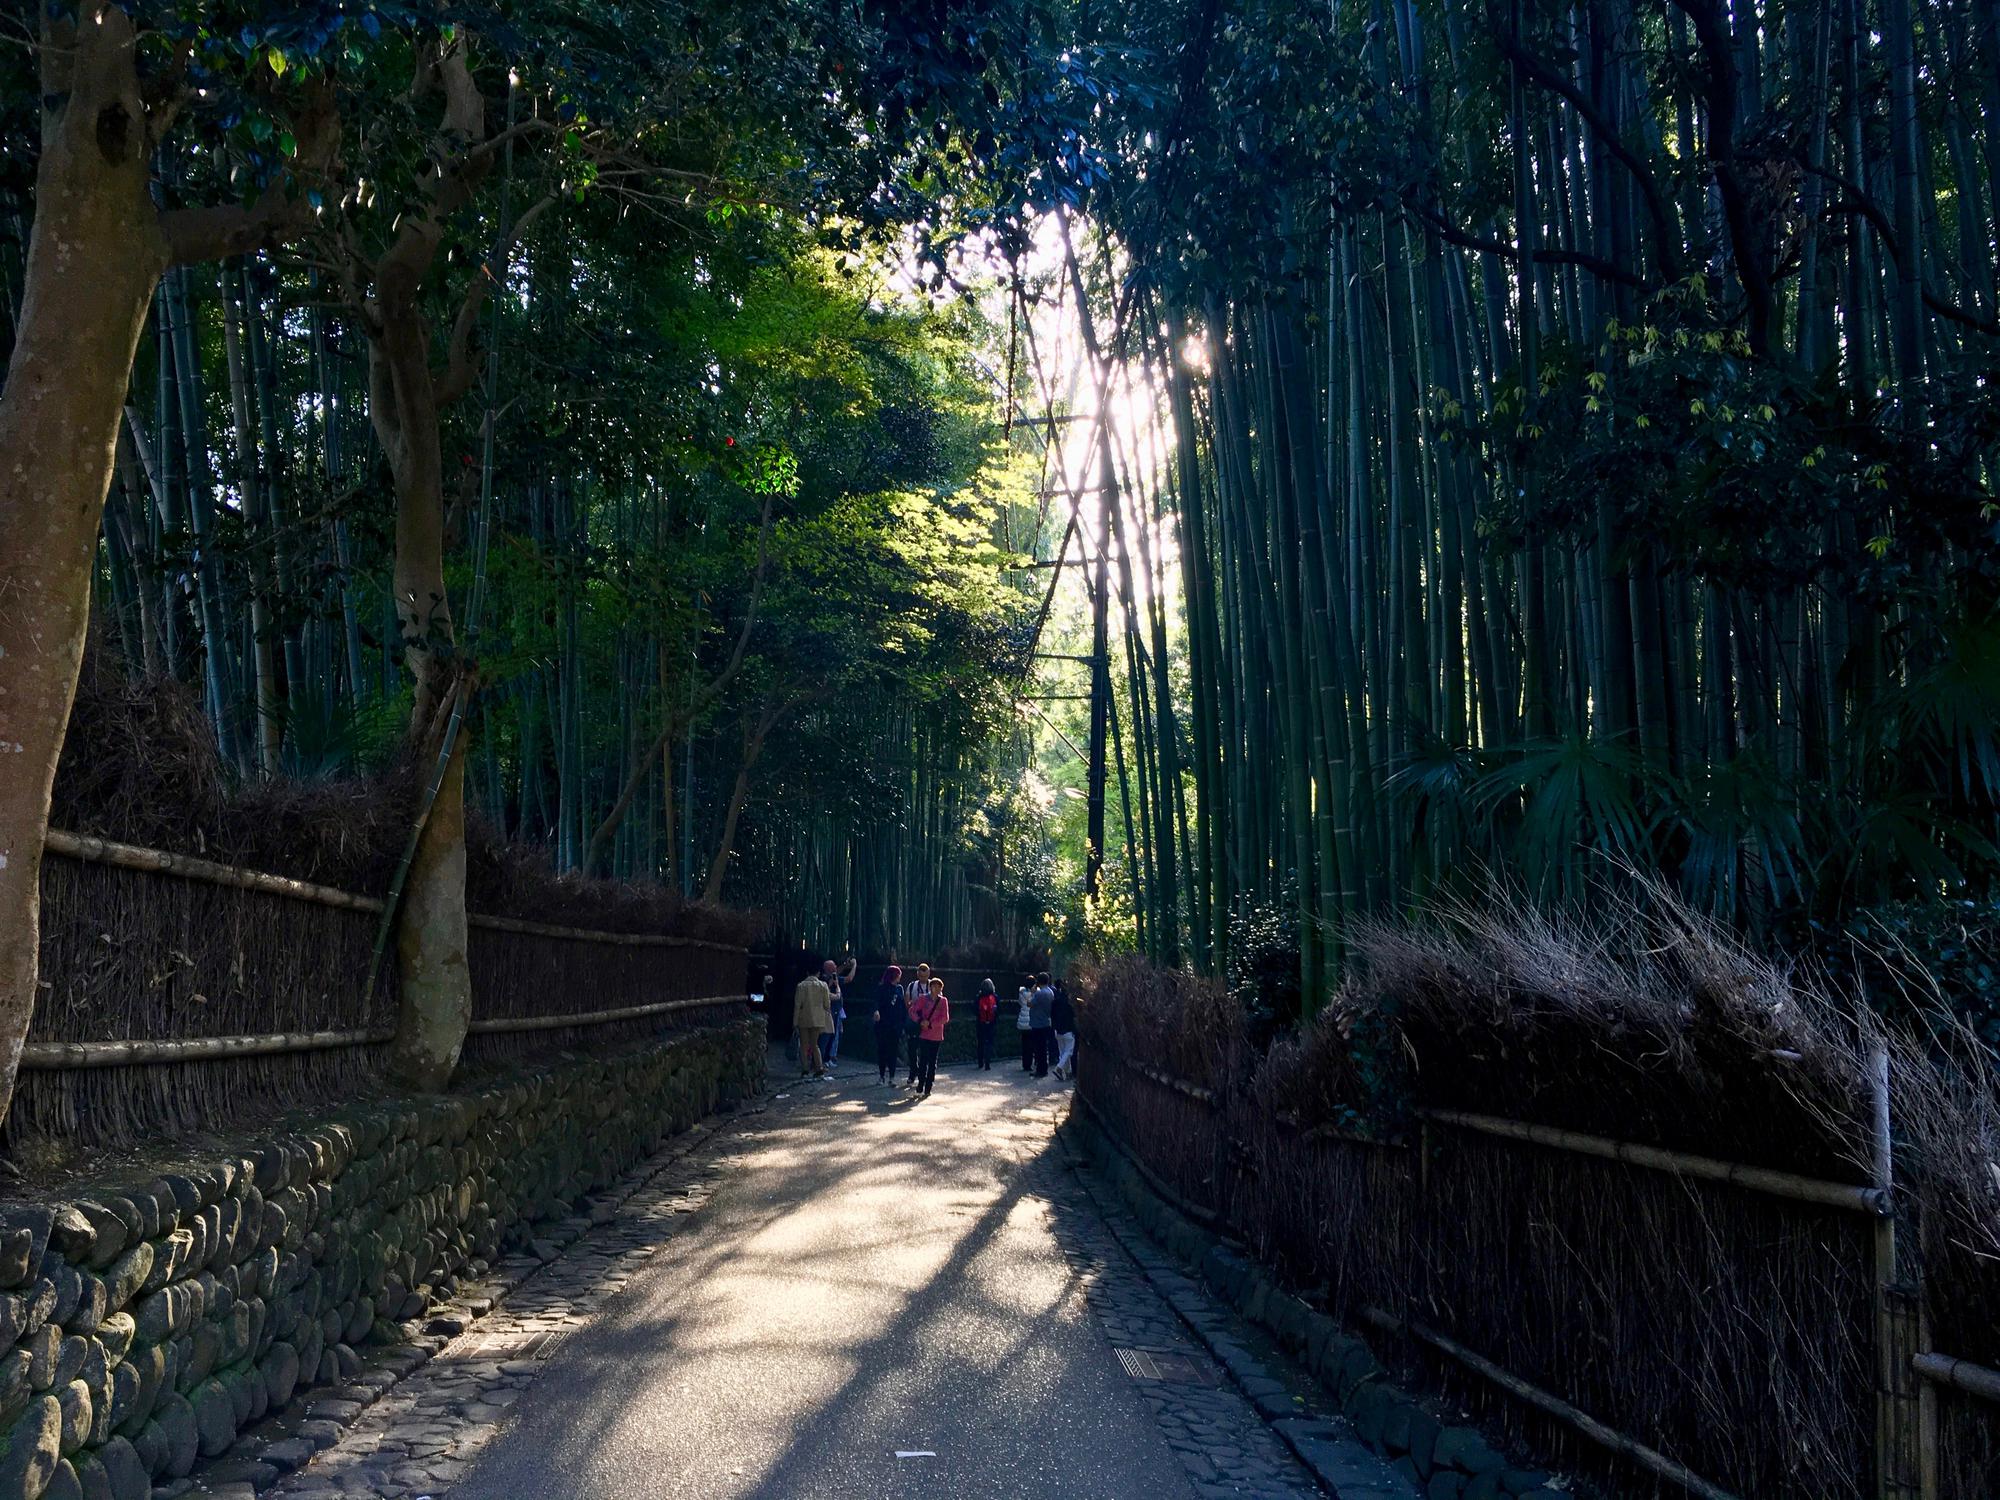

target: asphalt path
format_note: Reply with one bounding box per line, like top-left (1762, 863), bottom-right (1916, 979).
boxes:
top-left (449, 1057), bottom-right (1203, 1499)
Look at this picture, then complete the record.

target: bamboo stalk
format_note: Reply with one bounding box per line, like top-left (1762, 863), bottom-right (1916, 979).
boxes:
top-left (1418, 1107), bottom-right (1889, 1214)
top-left (1911, 1352), bottom-right (2000, 1404)
top-left (465, 913), bottom-right (744, 953)
top-left (43, 830), bottom-right (384, 912)
top-left (19, 1029), bottom-right (391, 1070)
top-left (466, 994), bottom-right (743, 1034)
top-left (1360, 1306), bottom-right (1742, 1500)
top-left (22, 997), bottom-right (744, 1066)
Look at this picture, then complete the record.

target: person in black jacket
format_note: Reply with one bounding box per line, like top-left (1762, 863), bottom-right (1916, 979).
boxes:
top-left (871, 967), bottom-right (909, 1085)
top-left (1050, 981), bottom-right (1077, 1080)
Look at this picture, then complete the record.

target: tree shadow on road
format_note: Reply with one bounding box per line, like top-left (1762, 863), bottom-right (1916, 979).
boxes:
top-left (445, 1063), bottom-right (1158, 1500)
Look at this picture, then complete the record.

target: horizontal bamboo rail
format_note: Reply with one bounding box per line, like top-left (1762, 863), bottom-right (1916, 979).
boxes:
top-left (19, 995), bottom-right (747, 1068)
top-left (1361, 1306), bottom-right (1742, 1500)
top-left (1117, 1053), bottom-right (1219, 1104)
top-left (44, 829), bottom-right (382, 911)
top-left (19, 1029), bottom-right (391, 1070)
top-left (1912, 1352), bottom-right (2000, 1404)
top-left (44, 830), bottom-right (747, 951)
top-left (1419, 1107), bottom-right (1891, 1216)
top-left (1073, 1092), bottom-right (1223, 1227)
top-left (466, 994), bottom-right (742, 1035)
top-left (467, 911), bottom-right (742, 953)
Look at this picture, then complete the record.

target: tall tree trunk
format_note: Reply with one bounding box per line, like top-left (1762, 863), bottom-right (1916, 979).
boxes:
top-left (702, 705), bottom-right (781, 903)
top-left (0, 8), bottom-right (170, 1128)
top-left (390, 730), bottom-right (472, 1086)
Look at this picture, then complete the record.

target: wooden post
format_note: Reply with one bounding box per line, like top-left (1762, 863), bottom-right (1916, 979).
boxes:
top-left (1871, 1044), bottom-right (1933, 1500)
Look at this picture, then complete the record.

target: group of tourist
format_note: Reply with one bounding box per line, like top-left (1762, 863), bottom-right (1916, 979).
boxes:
top-left (780, 959), bottom-right (1075, 1100)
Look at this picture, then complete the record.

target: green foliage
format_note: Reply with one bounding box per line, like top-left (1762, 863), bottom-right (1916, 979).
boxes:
top-left (1837, 899), bottom-right (2000, 1051)
top-left (1224, 889), bottom-right (1304, 1042)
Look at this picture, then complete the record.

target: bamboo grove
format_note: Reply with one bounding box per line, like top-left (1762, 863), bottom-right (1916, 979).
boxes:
top-left (0, 0), bottom-right (1102, 1124)
top-left (1050, 0), bottom-right (2000, 1007)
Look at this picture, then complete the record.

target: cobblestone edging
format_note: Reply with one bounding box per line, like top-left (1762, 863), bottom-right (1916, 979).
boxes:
top-left (1061, 1106), bottom-right (1577, 1500)
top-left (246, 1118), bottom-right (739, 1498)
top-left (0, 1019), bottom-right (764, 1500)
top-left (1011, 1102), bottom-right (1377, 1498)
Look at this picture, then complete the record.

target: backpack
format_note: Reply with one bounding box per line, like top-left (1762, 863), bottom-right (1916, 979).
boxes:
top-left (977, 991), bottom-right (998, 1023)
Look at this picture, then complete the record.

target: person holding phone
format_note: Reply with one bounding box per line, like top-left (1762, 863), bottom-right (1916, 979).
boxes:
top-left (823, 951), bottom-right (858, 1068)
top-left (910, 975), bottom-right (950, 1098)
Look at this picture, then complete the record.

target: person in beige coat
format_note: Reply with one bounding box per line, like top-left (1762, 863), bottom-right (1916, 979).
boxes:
top-left (793, 963), bottom-right (836, 1078)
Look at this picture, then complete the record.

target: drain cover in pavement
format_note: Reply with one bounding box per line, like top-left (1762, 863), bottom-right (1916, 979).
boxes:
top-left (456, 1328), bottom-right (571, 1360)
top-left (1116, 1347), bottom-right (1218, 1386)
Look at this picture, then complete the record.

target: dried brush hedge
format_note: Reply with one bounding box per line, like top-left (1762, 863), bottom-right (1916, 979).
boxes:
top-left (1076, 884), bottom-right (2000, 1500)
top-left (17, 651), bottom-right (757, 1158)
top-left (49, 649), bottom-right (755, 945)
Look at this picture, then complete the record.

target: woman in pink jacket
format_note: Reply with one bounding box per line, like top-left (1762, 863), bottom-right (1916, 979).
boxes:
top-left (909, 977), bottom-right (950, 1098)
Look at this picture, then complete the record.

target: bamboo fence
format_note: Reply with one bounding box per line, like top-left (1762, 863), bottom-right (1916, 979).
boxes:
top-left (16, 831), bottom-right (748, 1146)
top-left (1079, 1041), bottom-right (1998, 1500)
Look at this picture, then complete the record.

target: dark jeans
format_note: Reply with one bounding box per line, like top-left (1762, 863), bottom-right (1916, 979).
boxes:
top-left (825, 1014), bottom-right (844, 1063)
top-left (976, 1020), bottom-right (997, 1068)
top-left (907, 1032), bottom-right (922, 1082)
top-left (1030, 1025), bottom-right (1055, 1076)
top-left (915, 1037), bottom-right (942, 1094)
top-left (1019, 1028), bottom-right (1033, 1069)
top-left (874, 1027), bottom-right (901, 1077)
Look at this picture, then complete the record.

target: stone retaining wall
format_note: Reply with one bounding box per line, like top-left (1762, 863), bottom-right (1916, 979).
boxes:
top-left (0, 1019), bottom-right (764, 1500)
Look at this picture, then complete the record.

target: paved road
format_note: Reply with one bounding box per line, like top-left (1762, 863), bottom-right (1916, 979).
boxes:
top-left (267, 1055), bottom-right (1355, 1499)
top-left (451, 1061), bottom-right (1212, 1499)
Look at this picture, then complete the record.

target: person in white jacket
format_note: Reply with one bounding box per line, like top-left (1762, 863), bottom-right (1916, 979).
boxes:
top-left (1015, 978), bottom-right (1034, 1071)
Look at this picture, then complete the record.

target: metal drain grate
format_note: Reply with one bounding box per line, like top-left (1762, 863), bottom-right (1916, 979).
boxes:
top-left (1115, 1347), bottom-right (1219, 1386)
top-left (1116, 1348), bottom-right (1162, 1380)
top-left (455, 1327), bottom-right (572, 1361)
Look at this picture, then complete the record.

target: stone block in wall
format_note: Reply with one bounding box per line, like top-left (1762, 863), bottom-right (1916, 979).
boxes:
top-left (0, 1394), bottom-right (59, 1497)
top-left (0, 1019), bottom-right (763, 1495)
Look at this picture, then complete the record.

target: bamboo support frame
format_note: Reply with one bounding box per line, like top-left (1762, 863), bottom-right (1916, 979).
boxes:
top-left (44, 829), bottom-right (383, 911)
top-left (466, 912), bottom-right (742, 952)
top-left (1360, 1306), bottom-right (1743, 1500)
top-left (465, 994), bottom-right (742, 1035)
top-left (1096, 1058), bottom-right (1959, 1497)
top-left (20, 997), bottom-right (746, 1067)
top-left (1419, 1107), bottom-right (1891, 1215)
top-left (1869, 1044), bottom-right (1934, 1500)
top-left (19, 1029), bottom-right (392, 1069)
top-left (1912, 1352), bottom-right (2000, 1405)
top-left (1117, 1053), bottom-right (1218, 1104)
top-left (34, 830), bottom-right (750, 1065)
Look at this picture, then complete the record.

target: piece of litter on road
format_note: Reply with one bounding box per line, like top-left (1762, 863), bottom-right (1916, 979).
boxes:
top-left (895, 1451), bottom-right (938, 1459)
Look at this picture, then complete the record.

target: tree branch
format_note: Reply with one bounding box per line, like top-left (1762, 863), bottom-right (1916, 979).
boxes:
top-left (1408, 201), bottom-right (1653, 289)
top-left (159, 81), bottom-right (339, 266)
top-left (432, 190), bottom-right (561, 408)
top-left (690, 491), bottom-right (778, 718)
top-left (1663, 0), bottom-right (1775, 353)
top-left (1499, 33), bottom-right (1684, 283)
top-left (1799, 160), bottom-right (2000, 337)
